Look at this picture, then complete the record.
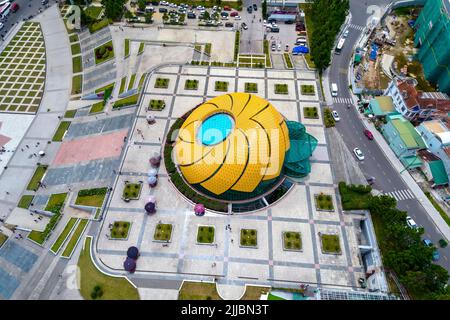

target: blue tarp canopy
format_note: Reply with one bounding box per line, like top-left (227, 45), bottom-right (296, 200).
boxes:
top-left (268, 14), bottom-right (297, 21)
top-left (293, 46), bottom-right (309, 54)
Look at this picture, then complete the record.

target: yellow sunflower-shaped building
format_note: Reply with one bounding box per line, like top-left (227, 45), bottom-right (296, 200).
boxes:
top-left (173, 93), bottom-right (291, 201)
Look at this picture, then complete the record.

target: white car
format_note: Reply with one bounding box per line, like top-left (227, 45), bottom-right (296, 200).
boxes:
top-left (277, 43), bottom-right (281, 51)
top-left (234, 15), bottom-right (241, 20)
top-left (353, 148), bottom-right (364, 161)
top-left (406, 216), bottom-right (418, 229)
top-left (160, 1), bottom-right (169, 5)
top-left (196, 5), bottom-right (205, 10)
top-left (332, 110), bottom-right (340, 121)
top-left (343, 30), bottom-right (349, 38)
top-left (0, 23), bottom-right (3, 31)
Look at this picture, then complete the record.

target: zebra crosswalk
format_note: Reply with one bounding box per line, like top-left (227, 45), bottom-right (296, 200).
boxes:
top-left (348, 24), bottom-right (365, 31)
top-left (383, 189), bottom-right (415, 202)
top-left (333, 97), bottom-right (353, 104)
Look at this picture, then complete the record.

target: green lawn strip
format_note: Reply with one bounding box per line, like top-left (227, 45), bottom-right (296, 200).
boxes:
top-left (425, 192), bottom-right (450, 226)
top-left (338, 182), bottom-right (372, 210)
top-left (62, 219), bottom-right (89, 258)
top-left (320, 234), bottom-right (341, 254)
top-left (94, 208), bottom-right (101, 220)
top-left (89, 101), bottom-right (105, 114)
top-left (127, 74), bottom-right (136, 91)
top-left (64, 109), bottom-right (77, 118)
top-left (119, 77), bottom-right (127, 94)
top-left (303, 107), bottom-right (319, 119)
top-left (113, 94), bottom-right (139, 109)
top-left (234, 31), bottom-right (240, 61)
top-left (178, 281), bottom-right (222, 300)
top-left (154, 223), bottom-right (173, 241)
top-left (138, 73), bottom-right (146, 90)
top-left (52, 121), bottom-right (71, 142)
top-left (300, 85), bottom-right (315, 95)
top-left (71, 43), bottom-right (81, 55)
top-left (94, 40), bottom-right (114, 65)
top-left (89, 18), bottom-right (110, 34)
top-left (85, 6), bottom-right (103, 20)
top-left (137, 42), bottom-right (145, 55)
top-left (298, 3), bottom-right (316, 69)
top-left (283, 53), bottom-right (293, 69)
top-left (110, 221), bottom-right (130, 239)
top-left (75, 187), bottom-right (107, 207)
top-left (78, 237), bottom-right (139, 300)
top-left (197, 226), bottom-right (215, 244)
top-left (204, 43), bottom-right (212, 56)
top-left (72, 75), bottom-right (82, 95)
top-left (69, 34), bottom-right (79, 43)
top-left (17, 195), bottom-right (34, 209)
top-left (283, 231), bottom-right (302, 251)
top-left (275, 84), bottom-right (288, 94)
top-left (72, 55), bottom-right (82, 73)
top-left (240, 229), bottom-right (257, 247)
top-left (50, 217), bottom-right (78, 254)
top-left (148, 99), bottom-right (166, 111)
top-left (263, 40), bottom-right (271, 67)
top-left (26, 165), bottom-right (47, 191)
top-left (94, 82), bottom-right (114, 94)
top-left (27, 193), bottom-right (68, 245)
top-left (124, 39), bottom-right (130, 57)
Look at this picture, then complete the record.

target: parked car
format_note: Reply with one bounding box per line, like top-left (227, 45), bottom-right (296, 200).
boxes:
top-left (331, 110), bottom-right (340, 121)
top-left (364, 129), bottom-right (374, 140)
top-left (221, 11), bottom-right (229, 17)
top-left (187, 12), bottom-right (196, 18)
top-left (270, 26), bottom-right (280, 33)
top-left (224, 6), bottom-right (231, 11)
top-left (159, 7), bottom-right (168, 13)
top-left (423, 239), bottom-right (440, 261)
top-left (11, 3), bottom-right (19, 13)
top-left (41, 0), bottom-right (49, 5)
top-left (247, 6), bottom-right (252, 13)
top-left (0, 22), bottom-right (3, 31)
top-left (253, 4), bottom-right (257, 10)
top-left (353, 147), bottom-right (364, 161)
top-left (271, 42), bottom-right (276, 51)
top-left (285, 44), bottom-right (289, 52)
top-left (406, 216), bottom-right (418, 229)
top-left (234, 15), bottom-right (241, 20)
top-left (285, 20), bottom-right (294, 24)
top-left (160, 1), bottom-right (169, 5)
top-left (225, 22), bottom-right (234, 27)
top-left (366, 176), bottom-right (376, 185)
top-left (296, 37), bottom-right (307, 45)
top-left (230, 11), bottom-right (238, 17)
top-left (277, 43), bottom-right (281, 51)
top-left (196, 5), bottom-right (205, 10)
top-left (241, 22), bottom-right (248, 30)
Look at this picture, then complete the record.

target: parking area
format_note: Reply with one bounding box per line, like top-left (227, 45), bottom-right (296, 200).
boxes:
top-left (0, 22), bottom-right (46, 113)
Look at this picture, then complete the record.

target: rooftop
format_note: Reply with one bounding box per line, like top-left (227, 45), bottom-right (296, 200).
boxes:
top-left (388, 115), bottom-right (427, 149)
top-left (370, 96), bottom-right (395, 116)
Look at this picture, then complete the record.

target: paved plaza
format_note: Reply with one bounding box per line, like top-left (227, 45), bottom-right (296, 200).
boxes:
top-left (0, 22), bottom-right (46, 113)
top-left (96, 65), bottom-right (365, 291)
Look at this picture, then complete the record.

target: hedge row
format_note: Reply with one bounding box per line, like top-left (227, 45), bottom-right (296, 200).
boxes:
top-left (78, 187), bottom-right (108, 197)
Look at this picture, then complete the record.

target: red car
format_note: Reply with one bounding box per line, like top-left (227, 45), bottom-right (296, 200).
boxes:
top-left (223, 6), bottom-right (231, 11)
top-left (230, 11), bottom-right (238, 17)
top-left (11, 3), bottom-right (19, 12)
top-left (364, 129), bottom-right (374, 140)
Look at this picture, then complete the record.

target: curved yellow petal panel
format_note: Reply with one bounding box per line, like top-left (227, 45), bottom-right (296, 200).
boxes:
top-left (174, 93), bottom-right (290, 197)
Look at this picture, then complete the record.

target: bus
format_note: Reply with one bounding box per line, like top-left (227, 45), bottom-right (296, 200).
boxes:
top-left (0, 1), bottom-right (10, 19)
top-left (335, 38), bottom-right (345, 55)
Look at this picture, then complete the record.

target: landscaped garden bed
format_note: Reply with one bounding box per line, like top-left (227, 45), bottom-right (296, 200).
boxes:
top-left (112, 94), bottom-right (139, 109)
top-left (214, 81), bottom-right (229, 92)
top-left (320, 233), bottom-right (341, 254)
top-left (244, 82), bottom-right (258, 93)
top-left (185, 79), bottom-right (199, 90)
top-left (303, 107), bottom-right (319, 119)
top-left (52, 121), bottom-right (71, 141)
top-left (26, 165), bottom-right (48, 191)
top-left (154, 78), bottom-right (170, 89)
top-left (275, 84), bottom-right (288, 95)
top-left (149, 99), bottom-right (166, 111)
top-left (314, 193), bottom-right (334, 211)
top-left (110, 221), bottom-right (131, 240)
top-left (240, 229), bottom-right (257, 248)
top-left (282, 231), bottom-right (302, 251)
top-left (300, 85), bottom-right (315, 95)
top-left (50, 217), bottom-right (78, 254)
top-left (122, 182), bottom-right (142, 201)
top-left (323, 108), bottom-right (335, 128)
top-left (283, 53), bottom-right (293, 69)
top-left (75, 187), bottom-right (108, 207)
top-left (153, 223), bottom-right (173, 242)
top-left (197, 226), bottom-right (215, 245)
top-left (94, 40), bottom-right (114, 65)
top-left (17, 195), bottom-right (34, 209)
top-left (90, 101), bottom-right (105, 114)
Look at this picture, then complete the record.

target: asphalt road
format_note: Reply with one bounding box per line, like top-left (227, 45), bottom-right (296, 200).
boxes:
top-left (328, 0), bottom-right (450, 271)
top-left (239, 0), bottom-right (264, 54)
top-left (0, 0), bottom-right (55, 41)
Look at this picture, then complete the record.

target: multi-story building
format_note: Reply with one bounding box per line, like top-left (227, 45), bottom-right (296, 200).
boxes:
top-left (414, 0), bottom-right (450, 94)
top-left (417, 119), bottom-right (450, 183)
top-left (381, 114), bottom-right (427, 168)
top-left (384, 79), bottom-right (450, 123)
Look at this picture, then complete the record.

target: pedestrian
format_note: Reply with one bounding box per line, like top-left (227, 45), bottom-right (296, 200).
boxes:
top-left (5, 191), bottom-right (9, 195)
top-left (26, 144), bottom-right (29, 148)
top-left (231, 239), bottom-right (233, 243)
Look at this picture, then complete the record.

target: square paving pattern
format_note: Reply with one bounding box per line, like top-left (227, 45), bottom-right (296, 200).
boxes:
top-left (0, 22), bottom-right (46, 113)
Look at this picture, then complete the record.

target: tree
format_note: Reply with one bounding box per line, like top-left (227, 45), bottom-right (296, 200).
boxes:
top-left (145, 12), bottom-right (153, 23)
top-left (262, 0), bottom-right (267, 19)
top-left (101, 0), bottom-right (125, 21)
top-left (138, 0), bottom-right (146, 11)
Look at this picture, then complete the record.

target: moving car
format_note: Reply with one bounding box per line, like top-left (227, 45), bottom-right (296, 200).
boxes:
top-left (422, 239), bottom-right (440, 261)
top-left (353, 148), bottom-right (364, 161)
top-left (331, 83), bottom-right (338, 97)
top-left (41, 0), bottom-right (49, 4)
top-left (11, 2), bottom-right (18, 13)
top-left (247, 6), bottom-right (252, 13)
top-left (331, 110), bottom-right (340, 122)
top-left (241, 22), bottom-right (248, 30)
top-left (0, 22), bottom-right (3, 30)
top-left (406, 216), bottom-right (418, 229)
top-left (253, 4), bottom-right (257, 10)
top-left (270, 26), bottom-right (280, 33)
top-left (343, 29), bottom-right (349, 38)
top-left (364, 129), bottom-right (374, 140)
